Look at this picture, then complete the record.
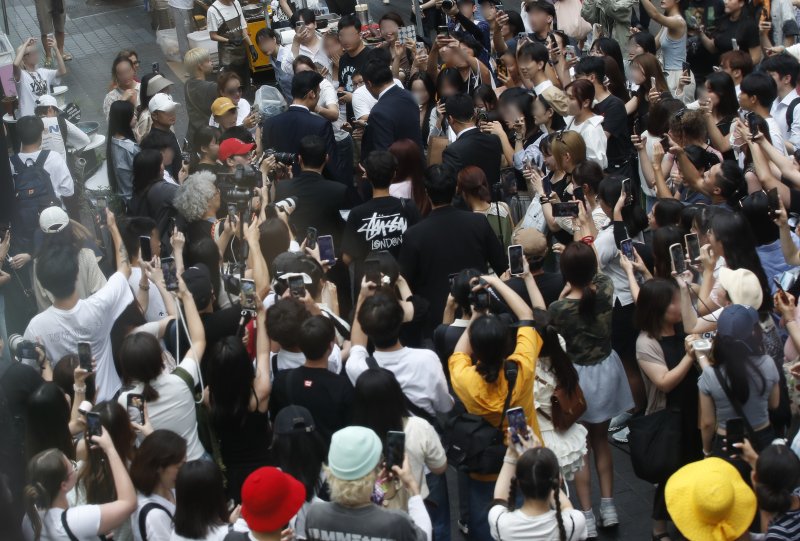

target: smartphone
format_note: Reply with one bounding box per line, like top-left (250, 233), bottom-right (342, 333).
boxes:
top-left (306, 226), bottom-right (318, 250)
top-left (685, 233), bottom-right (701, 262)
top-left (152, 62), bottom-right (160, 73)
top-left (565, 45), bottom-right (576, 61)
top-left (96, 196), bottom-right (107, 225)
top-left (287, 275), bottom-right (305, 298)
top-left (650, 76), bottom-right (657, 88)
top-left (337, 90), bottom-right (345, 97)
top-left (726, 417), bottom-right (744, 454)
top-left (17, 341), bottom-right (37, 366)
top-left (747, 111), bottom-right (760, 137)
top-left (472, 289), bottom-right (491, 311)
top-left (448, 272), bottom-right (458, 288)
top-left (127, 393), bottom-right (145, 424)
top-left (682, 61), bottom-right (690, 75)
top-left (385, 430), bottom-right (406, 471)
top-left (620, 238), bottom-right (635, 262)
top-left (296, 21), bottom-right (304, 30)
top-left (240, 278), bottom-right (258, 309)
top-left (632, 117), bottom-right (640, 136)
top-left (767, 187), bottom-right (780, 214)
top-left (573, 186), bottom-right (584, 201)
top-left (506, 406), bottom-right (529, 443)
top-left (415, 41), bottom-right (426, 55)
top-left (516, 32), bottom-right (528, 44)
top-left (437, 25), bottom-right (449, 36)
top-left (86, 412), bottom-right (102, 438)
top-left (660, 134), bottom-right (672, 151)
top-left (731, 37), bottom-right (739, 51)
top-left (227, 203), bottom-right (238, 224)
top-left (364, 258), bottom-right (381, 285)
top-left (77, 342), bottom-right (92, 371)
top-left (621, 178), bottom-right (633, 205)
top-left (507, 244), bottom-right (524, 276)
top-left (161, 256), bottom-right (178, 291)
top-left (311, 236), bottom-right (333, 266)
top-left (670, 242), bottom-right (687, 274)
top-left (775, 270), bottom-right (798, 292)
top-left (551, 202), bottom-right (580, 217)
top-left (139, 236), bottom-right (152, 262)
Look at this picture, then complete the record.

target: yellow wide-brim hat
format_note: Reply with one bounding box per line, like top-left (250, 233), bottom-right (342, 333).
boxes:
top-left (665, 458), bottom-right (756, 541)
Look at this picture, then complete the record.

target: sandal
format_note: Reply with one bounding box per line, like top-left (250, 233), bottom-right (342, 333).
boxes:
top-left (43, 57), bottom-right (53, 68)
top-left (62, 52), bottom-right (73, 61)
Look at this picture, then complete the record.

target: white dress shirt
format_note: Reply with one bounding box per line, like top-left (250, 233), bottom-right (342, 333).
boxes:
top-left (771, 88), bottom-right (800, 149)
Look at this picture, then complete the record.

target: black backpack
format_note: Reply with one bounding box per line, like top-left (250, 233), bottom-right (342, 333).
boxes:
top-left (444, 361), bottom-right (518, 474)
top-left (787, 96), bottom-right (800, 129)
top-left (10, 151), bottom-right (58, 253)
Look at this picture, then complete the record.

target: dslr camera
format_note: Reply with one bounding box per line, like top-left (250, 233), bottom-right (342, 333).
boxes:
top-left (8, 334), bottom-right (41, 369)
top-left (265, 148), bottom-right (296, 166)
top-left (441, 0), bottom-right (455, 9)
top-left (216, 164), bottom-right (261, 208)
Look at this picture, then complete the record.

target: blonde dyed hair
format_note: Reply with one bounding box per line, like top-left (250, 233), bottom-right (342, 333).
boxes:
top-left (184, 48), bottom-right (210, 74)
top-left (325, 466), bottom-right (378, 507)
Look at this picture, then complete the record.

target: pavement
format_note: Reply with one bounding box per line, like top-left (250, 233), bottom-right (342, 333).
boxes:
top-left (3, 0), bottom-right (670, 538)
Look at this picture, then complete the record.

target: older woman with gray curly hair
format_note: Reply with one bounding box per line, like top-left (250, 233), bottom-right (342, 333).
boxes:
top-left (174, 171), bottom-right (222, 245)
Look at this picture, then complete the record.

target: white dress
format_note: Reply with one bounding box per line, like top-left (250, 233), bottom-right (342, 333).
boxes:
top-left (533, 356), bottom-right (588, 480)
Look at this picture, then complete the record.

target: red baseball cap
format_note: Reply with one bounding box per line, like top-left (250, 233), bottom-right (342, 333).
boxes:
top-left (218, 138), bottom-right (255, 162)
top-left (241, 467), bottom-right (306, 533)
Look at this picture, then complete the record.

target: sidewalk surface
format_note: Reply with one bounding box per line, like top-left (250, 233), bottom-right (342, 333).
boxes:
top-left (5, 0), bottom-right (665, 538)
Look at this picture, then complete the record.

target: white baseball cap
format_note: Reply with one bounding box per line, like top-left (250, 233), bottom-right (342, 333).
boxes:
top-left (35, 94), bottom-right (60, 112)
top-left (39, 206), bottom-right (69, 234)
top-left (148, 93), bottom-right (180, 113)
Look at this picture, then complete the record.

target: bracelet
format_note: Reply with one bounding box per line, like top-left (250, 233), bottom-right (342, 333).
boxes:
top-left (139, 282), bottom-right (150, 291)
top-left (503, 456), bottom-right (517, 465)
top-left (73, 384), bottom-right (86, 393)
top-left (539, 197), bottom-right (550, 205)
top-left (581, 235), bottom-right (595, 246)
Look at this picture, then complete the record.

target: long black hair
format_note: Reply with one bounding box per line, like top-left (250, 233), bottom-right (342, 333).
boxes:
top-left (25, 382), bottom-right (74, 461)
top-left (173, 460), bottom-right (229, 539)
top-left (270, 408), bottom-right (328, 502)
top-left (559, 241), bottom-right (599, 318)
top-left (208, 335), bottom-right (255, 428)
top-left (131, 149), bottom-right (164, 196)
top-left (635, 278), bottom-right (679, 338)
top-left (652, 225), bottom-right (686, 279)
top-left (597, 175), bottom-right (648, 238)
top-left (535, 310), bottom-right (580, 395)
top-left (107, 99), bottom-right (137, 195)
top-left (754, 444), bottom-right (800, 514)
top-left (591, 37), bottom-right (625, 75)
top-left (705, 71), bottom-right (739, 120)
top-left (469, 314), bottom-right (515, 383)
top-left (352, 367), bottom-right (409, 443)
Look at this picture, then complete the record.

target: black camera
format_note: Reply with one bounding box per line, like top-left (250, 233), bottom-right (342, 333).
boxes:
top-left (469, 289), bottom-right (491, 311)
top-left (216, 164), bottom-right (261, 207)
top-left (8, 334), bottom-right (40, 369)
top-left (441, 0), bottom-right (455, 9)
top-left (265, 148), bottom-right (296, 166)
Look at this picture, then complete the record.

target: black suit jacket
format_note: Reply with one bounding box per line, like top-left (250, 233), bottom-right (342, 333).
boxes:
top-left (262, 105), bottom-right (342, 183)
top-left (441, 128), bottom-right (503, 186)
top-left (274, 171), bottom-right (353, 248)
top-left (399, 206), bottom-right (508, 336)
top-left (361, 85), bottom-right (423, 156)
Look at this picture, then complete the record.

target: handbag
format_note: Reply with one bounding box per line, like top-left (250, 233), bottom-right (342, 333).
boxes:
top-left (628, 407), bottom-right (683, 483)
top-left (535, 375), bottom-right (587, 432)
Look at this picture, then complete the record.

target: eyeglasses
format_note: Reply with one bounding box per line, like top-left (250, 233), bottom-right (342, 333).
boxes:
top-left (225, 86), bottom-right (243, 95)
top-left (132, 60), bottom-right (141, 67)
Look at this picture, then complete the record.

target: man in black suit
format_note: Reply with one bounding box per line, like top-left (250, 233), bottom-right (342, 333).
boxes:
top-left (441, 93), bottom-right (503, 186)
top-left (263, 71), bottom-right (342, 182)
top-left (399, 164), bottom-right (507, 337)
top-left (360, 53), bottom-right (422, 156)
top-left (274, 135), bottom-right (355, 248)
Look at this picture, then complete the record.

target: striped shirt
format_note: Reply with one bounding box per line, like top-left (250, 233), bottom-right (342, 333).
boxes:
top-left (766, 489), bottom-right (800, 541)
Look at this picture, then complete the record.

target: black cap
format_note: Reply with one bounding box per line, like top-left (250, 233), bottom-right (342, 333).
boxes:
top-left (274, 405), bottom-right (316, 435)
top-left (182, 264), bottom-right (213, 309)
top-left (525, 0), bottom-right (556, 17)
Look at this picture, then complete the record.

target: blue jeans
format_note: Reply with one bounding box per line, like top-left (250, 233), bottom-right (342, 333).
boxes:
top-left (467, 477), bottom-right (495, 541)
top-left (425, 471), bottom-right (451, 541)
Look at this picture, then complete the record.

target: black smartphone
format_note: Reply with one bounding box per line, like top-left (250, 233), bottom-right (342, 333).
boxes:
top-left (726, 417), bottom-right (745, 454)
top-left (288, 275), bottom-right (306, 298)
top-left (496, 2), bottom-right (504, 9)
top-left (96, 196), bottom-right (107, 225)
top-left (127, 393), bottom-right (145, 424)
top-left (767, 187), bottom-right (780, 215)
top-left (508, 244), bottom-right (524, 275)
top-left (747, 111), bottom-right (760, 137)
top-left (139, 236), bottom-right (152, 262)
top-left (621, 178), bottom-right (633, 205)
top-left (306, 226), bottom-right (318, 250)
top-left (437, 25), bottom-right (449, 36)
top-left (364, 259), bottom-right (381, 285)
top-left (385, 430), bottom-right (406, 471)
top-left (620, 238), bottom-right (635, 262)
top-left (685, 233), bottom-right (701, 262)
top-left (670, 242), bottom-right (687, 274)
top-left (506, 406), bottom-right (529, 443)
top-left (77, 342), bottom-right (92, 371)
top-left (86, 412), bottom-right (102, 438)
top-left (472, 289), bottom-right (491, 311)
top-left (152, 62), bottom-right (159, 74)
top-left (573, 186), bottom-right (584, 202)
top-left (161, 256), bottom-right (178, 291)
top-left (240, 278), bottom-right (258, 309)
top-left (318, 235), bottom-right (335, 264)
top-left (776, 271), bottom-right (798, 292)
top-left (632, 117), bottom-right (640, 136)
top-left (660, 135), bottom-right (671, 151)
top-left (337, 90), bottom-right (345, 97)
top-left (551, 202), bottom-right (579, 218)
top-left (448, 272), bottom-right (458, 288)
top-left (181, 138), bottom-right (190, 164)
top-left (682, 61), bottom-right (691, 75)
top-left (17, 341), bottom-right (37, 365)
top-left (227, 203), bottom-right (238, 223)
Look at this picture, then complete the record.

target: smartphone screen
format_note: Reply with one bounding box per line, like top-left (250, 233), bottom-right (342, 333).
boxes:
top-left (726, 417), bottom-right (744, 454)
top-left (437, 25), bottom-right (449, 36)
top-left (306, 227), bottom-right (318, 250)
top-left (287, 275), bottom-right (305, 298)
top-left (747, 112), bottom-right (760, 137)
top-left (573, 186), bottom-right (585, 202)
top-left (670, 243), bottom-right (687, 274)
top-left (551, 202), bottom-right (580, 218)
top-left (386, 430), bottom-right (406, 471)
top-left (508, 244), bottom-right (524, 275)
top-left (18, 341), bottom-right (37, 365)
top-left (650, 76), bottom-right (656, 88)
top-left (77, 342), bottom-right (92, 371)
top-left (632, 118), bottom-right (640, 136)
top-left (161, 257), bottom-right (178, 291)
top-left (621, 178), bottom-right (633, 205)
top-left (127, 394), bottom-right (145, 424)
top-left (139, 236), bottom-right (152, 262)
top-left (318, 235), bottom-right (335, 264)
top-left (227, 203), bottom-right (238, 222)
top-left (620, 238), bottom-right (635, 262)
top-left (364, 259), bottom-right (381, 285)
top-left (506, 407), bottom-right (529, 442)
top-left (685, 233), bottom-right (701, 262)
top-left (240, 278), bottom-right (258, 309)
top-left (767, 187), bottom-right (780, 213)
top-left (86, 412), bottom-right (102, 438)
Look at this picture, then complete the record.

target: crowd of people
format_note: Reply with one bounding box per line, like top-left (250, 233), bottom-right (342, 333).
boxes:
top-left (8, 0), bottom-right (800, 540)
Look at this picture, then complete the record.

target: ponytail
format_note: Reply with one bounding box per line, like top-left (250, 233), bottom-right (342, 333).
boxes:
top-left (23, 483), bottom-right (47, 541)
top-left (142, 381), bottom-right (159, 402)
top-left (23, 449), bottom-right (70, 541)
top-left (578, 284), bottom-right (596, 318)
top-left (506, 476), bottom-right (518, 511)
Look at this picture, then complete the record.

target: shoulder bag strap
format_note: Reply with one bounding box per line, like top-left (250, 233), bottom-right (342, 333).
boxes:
top-left (138, 502), bottom-right (173, 541)
top-left (34, 150), bottom-right (50, 168)
top-left (497, 360), bottom-right (518, 430)
top-left (61, 510), bottom-right (79, 541)
top-left (712, 365), bottom-right (759, 443)
top-left (271, 353), bottom-right (279, 376)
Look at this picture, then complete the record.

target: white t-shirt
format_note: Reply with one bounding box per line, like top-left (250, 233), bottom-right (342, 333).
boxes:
top-left (276, 345), bottom-right (342, 375)
top-left (168, 0), bottom-right (194, 10)
top-left (22, 505), bottom-right (101, 541)
top-left (170, 523), bottom-right (243, 541)
top-left (345, 345), bottom-right (454, 415)
top-left (404, 416), bottom-right (447, 500)
top-left (207, 0), bottom-right (247, 33)
top-left (11, 149), bottom-right (75, 200)
top-left (41, 116), bottom-right (91, 160)
top-left (129, 267), bottom-right (169, 322)
top-left (351, 79), bottom-right (403, 119)
top-left (16, 68), bottom-right (59, 117)
top-left (118, 354), bottom-right (205, 460)
top-left (132, 493), bottom-right (176, 541)
top-left (25, 272), bottom-right (133, 401)
top-left (488, 505), bottom-right (587, 541)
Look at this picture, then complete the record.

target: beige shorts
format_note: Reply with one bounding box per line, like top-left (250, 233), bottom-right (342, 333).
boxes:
top-left (34, 0), bottom-right (66, 35)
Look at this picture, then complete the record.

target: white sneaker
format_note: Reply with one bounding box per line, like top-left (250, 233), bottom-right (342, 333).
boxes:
top-left (583, 510), bottom-right (597, 538)
top-left (609, 412), bottom-right (632, 432)
top-left (612, 426), bottom-right (630, 443)
top-left (600, 503), bottom-right (619, 528)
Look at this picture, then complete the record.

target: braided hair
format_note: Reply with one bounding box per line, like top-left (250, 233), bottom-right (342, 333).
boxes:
top-left (511, 447), bottom-right (567, 541)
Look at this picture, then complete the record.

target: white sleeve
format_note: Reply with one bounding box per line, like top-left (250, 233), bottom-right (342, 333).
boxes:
top-left (594, 229), bottom-right (617, 270)
top-left (430, 360), bottom-right (454, 413)
top-left (66, 119), bottom-right (91, 149)
top-left (352, 88), bottom-right (375, 119)
top-left (47, 152), bottom-right (75, 198)
top-left (487, 505), bottom-right (506, 541)
top-left (64, 505), bottom-right (102, 538)
top-left (788, 44), bottom-right (800, 61)
top-left (319, 80), bottom-right (338, 108)
top-left (207, 7), bottom-right (222, 32)
top-left (345, 345), bottom-right (369, 385)
top-left (790, 106), bottom-right (800, 149)
top-left (97, 273), bottom-right (135, 323)
top-left (591, 124), bottom-right (608, 170)
top-left (145, 507), bottom-right (174, 541)
top-left (407, 495), bottom-right (433, 541)
top-left (178, 354), bottom-right (201, 385)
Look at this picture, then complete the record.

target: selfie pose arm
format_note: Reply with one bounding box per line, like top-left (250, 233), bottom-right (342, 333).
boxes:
top-left (93, 428), bottom-right (138, 534)
top-left (108, 210), bottom-right (131, 279)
